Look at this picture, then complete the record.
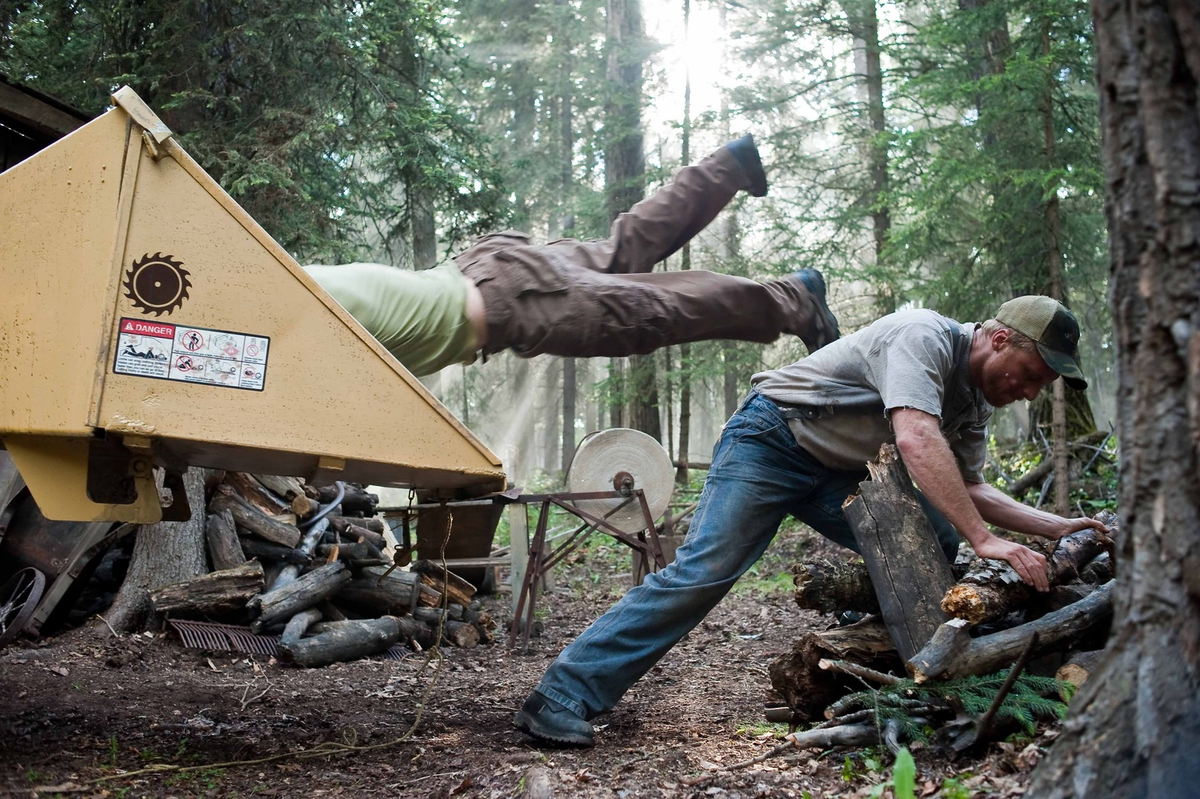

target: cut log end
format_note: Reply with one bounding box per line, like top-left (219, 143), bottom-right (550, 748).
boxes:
top-left (941, 584), bottom-right (989, 626)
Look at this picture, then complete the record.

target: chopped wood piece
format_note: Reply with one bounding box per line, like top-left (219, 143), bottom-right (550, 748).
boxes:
top-left (251, 474), bottom-right (306, 501)
top-left (791, 560), bottom-right (881, 615)
top-left (247, 561), bottom-right (351, 633)
top-left (909, 580), bottom-right (1114, 683)
top-left (412, 560), bottom-right (476, 607)
top-left (151, 561), bottom-right (264, 615)
top-left (278, 616), bottom-right (400, 667)
top-left (329, 515), bottom-right (386, 536)
top-left (205, 509), bottom-right (246, 571)
top-left (842, 444), bottom-right (954, 662)
top-left (942, 528), bottom-right (1111, 625)
top-left (223, 472), bottom-right (290, 516)
top-left (209, 486), bottom-right (301, 548)
top-left (343, 523), bottom-right (387, 550)
top-left (337, 566), bottom-right (439, 615)
top-left (238, 538), bottom-right (311, 565)
top-left (1055, 648), bottom-right (1106, 694)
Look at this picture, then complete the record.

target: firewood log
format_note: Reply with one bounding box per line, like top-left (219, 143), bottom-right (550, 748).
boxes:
top-left (336, 566), bottom-right (439, 615)
top-left (329, 515), bottom-right (386, 536)
top-left (205, 509), bottom-right (246, 571)
top-left (411, 560), bottom-right (476, 607)
top-left (842, 444), bottom-right (954, 662)
top-left (209, 485), bottom-right (301, 548)
top-left (768, 617), bottom-right (903, 723)
top-left (313, 483), bottom-right (377, 516)
top-left (222, 472), bottom-right (289, 516)
top-left (909, 580), bottom-right (1113, 683)
top-left (1055, 648), bottom-right (1106, 694)
top-left (942, 528), bottom-right (1111, 625)
top-left (342, 523), bottom-right (387, 551)
top-left (791, 560), bottom-right (881, 615)
top-left (247, 561), bottom-right (351, 633)
top-left (278, 617), bottom-right (400, 667)
top-left (280, 608), bottom-right (322, 647)
top-left (239, 537), bottom-right (311, 565)
top-left (151, 561), bottom-right (264, 615)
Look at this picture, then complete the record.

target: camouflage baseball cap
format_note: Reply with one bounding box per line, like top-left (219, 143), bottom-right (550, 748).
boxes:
top-left (995, 296), bottom-right (1087, 390)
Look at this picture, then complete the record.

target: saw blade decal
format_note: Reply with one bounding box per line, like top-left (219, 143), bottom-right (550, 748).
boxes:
top-left (123, 252), bottom-right (191, 316)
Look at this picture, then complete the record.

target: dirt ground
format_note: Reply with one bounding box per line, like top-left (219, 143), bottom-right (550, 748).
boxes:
top-left (0, 526), bottom-right (1059, 798)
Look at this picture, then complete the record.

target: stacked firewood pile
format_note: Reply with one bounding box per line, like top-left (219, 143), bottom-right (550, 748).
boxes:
top-left (148, 473), bottom-right (497, 667)
top-left (768, 445), bottom-right (1115, 754)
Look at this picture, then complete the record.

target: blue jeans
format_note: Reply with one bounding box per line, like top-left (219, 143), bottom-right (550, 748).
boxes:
top-left (535, 392), bottom-right (960, 720)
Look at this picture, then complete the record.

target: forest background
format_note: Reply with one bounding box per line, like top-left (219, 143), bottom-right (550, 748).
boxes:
top-left (0, 0), bottom-right (1112, 494)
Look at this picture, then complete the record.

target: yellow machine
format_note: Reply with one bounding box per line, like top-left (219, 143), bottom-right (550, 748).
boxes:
top-left (0, 87), bottom-right (506, 525)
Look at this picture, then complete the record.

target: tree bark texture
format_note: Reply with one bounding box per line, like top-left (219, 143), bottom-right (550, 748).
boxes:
top-left (842, 444), bottom-right (955, 662)
top-left (103, 468), bottom-right (209, 633)
top-left (1030, 2), bottom-right (1200, 796)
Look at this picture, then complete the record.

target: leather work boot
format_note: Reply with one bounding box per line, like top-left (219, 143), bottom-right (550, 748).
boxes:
top-left (726, 134), bottom-right (769, 197)
top-left (514, 692), bottom-right (595, 747)
top-left (794, 268), bottom-right (840, 352)
top-left (765, 268), bottom-right (841, 353)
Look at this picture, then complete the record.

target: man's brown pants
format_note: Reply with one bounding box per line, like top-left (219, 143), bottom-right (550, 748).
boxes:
top-left (454, 145), bottom-right (820, 359)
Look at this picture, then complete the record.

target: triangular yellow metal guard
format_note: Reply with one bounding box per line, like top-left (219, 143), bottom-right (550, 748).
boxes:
top-left (0, 87), bottom-right (505, 522)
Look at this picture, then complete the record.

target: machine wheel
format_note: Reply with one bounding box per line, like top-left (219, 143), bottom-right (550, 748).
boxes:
top-left (0, 567), bottom-right (46, 647)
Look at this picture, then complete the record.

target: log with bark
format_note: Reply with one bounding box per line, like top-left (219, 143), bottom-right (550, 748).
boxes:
top-left (313, 483), bottom-right (377, 516)
top-left (222, 471), bottom-right (290, 517)
top-left (411, 560), bottom-right (477, 607)
top-left (247, 561), bottom-right (351, 633)
top-left (205, 509), bottom-right (246, 571)
top-left (238, 538), bottom-right (311, 566)
top-left (791, 560), bottom-right (881, 615)
top-left (150, 561), bottom-right (265, 615)
top-left (337, 566), bottom-right (440, 615)
top-left (942, 525), bottom-right (1113, 626)
top-left (842, 444), bottom-right (955, 662)
top-left (277, 617), bottom-right (400, 668)
top-left (768, 617), bottom-right (904, 723)
top-left (908, 580), bottom-right (1114, 683)
top-left (1055, 648), bottom-right (1106, 694)
top-left (209, 485), bottom-right (301, 548)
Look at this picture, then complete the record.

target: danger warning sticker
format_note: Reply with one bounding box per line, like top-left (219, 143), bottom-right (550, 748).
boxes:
top-left (113, 318), bottom-right (270, 391)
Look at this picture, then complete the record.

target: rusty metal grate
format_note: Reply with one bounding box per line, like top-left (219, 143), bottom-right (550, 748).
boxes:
top-left (168, 618), bottom-right (410, 661)
top-left (169, 619), bottom-right (279, 656)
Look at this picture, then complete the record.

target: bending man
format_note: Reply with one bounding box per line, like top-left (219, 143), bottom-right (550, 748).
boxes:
top-left (514, 294), bottom-right (1111, 747)
top-left (305, 136), bottom-right (839, 376)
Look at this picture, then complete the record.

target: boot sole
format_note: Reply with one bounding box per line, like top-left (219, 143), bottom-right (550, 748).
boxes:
top-left (514, 710), bottom-right (595, 747)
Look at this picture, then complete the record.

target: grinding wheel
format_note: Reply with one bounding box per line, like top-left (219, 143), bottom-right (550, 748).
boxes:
top-left (566, 428), bottom-right (674, 534)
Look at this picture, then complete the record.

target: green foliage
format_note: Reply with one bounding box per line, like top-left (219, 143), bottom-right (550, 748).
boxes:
top-left (838, 671), bottom-right (1071, 739)
top-left (0, 0), bottom-right (507, 263)
top-left (865, 747), bottom-right (917, 799)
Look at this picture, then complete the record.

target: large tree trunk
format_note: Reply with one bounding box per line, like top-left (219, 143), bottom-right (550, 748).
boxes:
top-left (605, 0), bottom-right (656, 439)
top-left (102, 469), bottom-right (209, 633)
top-left (1030, 1), bottom-right (1200, 795)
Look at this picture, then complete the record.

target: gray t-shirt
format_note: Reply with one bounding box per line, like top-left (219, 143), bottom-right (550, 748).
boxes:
top-left (751, 309), bottom-right (991, 482)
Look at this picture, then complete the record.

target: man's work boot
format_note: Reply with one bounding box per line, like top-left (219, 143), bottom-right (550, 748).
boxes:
top-left (726, 134), bottom-right (769, 197)
top-left (514, 692), bottom-right (595, 747)
top-left (765, 268), bottom-right (841, 353)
